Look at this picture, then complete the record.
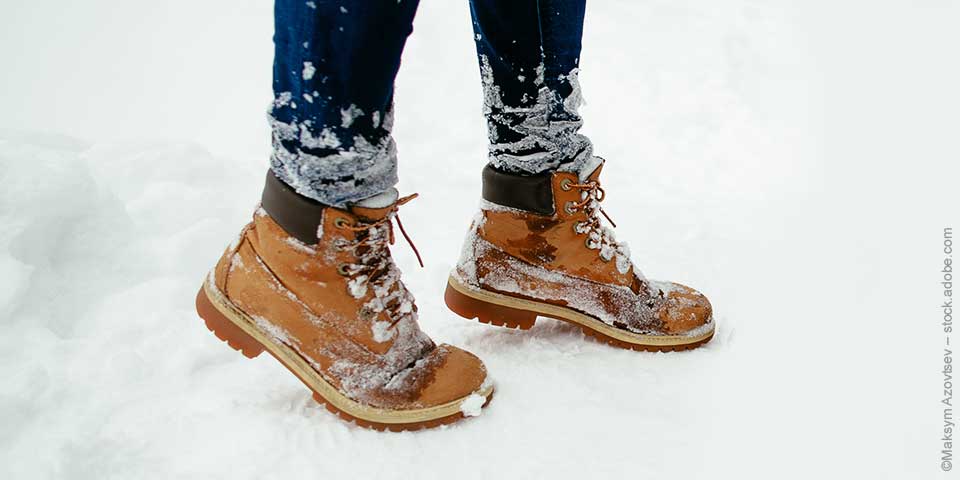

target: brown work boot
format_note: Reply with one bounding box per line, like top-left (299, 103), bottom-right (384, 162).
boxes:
top-left (446, 158), bottom-right (714, 351)
top-left (196, 172), bottom-right (493, 431)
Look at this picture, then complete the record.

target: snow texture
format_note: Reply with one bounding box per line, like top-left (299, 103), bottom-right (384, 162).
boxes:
top-left (354, 187), bottom-right (399, 209)
top-left (340, 104), bottom-right (364, 129)
top-left (324, 313), bottom-right (432, 403)
top-left (371, 320), bottom-right (396, 343)
top-left (459, 393), bottom-right (485, 417)
top-left (251, 315), bottom-right (295, 346)
top-left (574, 158), bottom-right (634, 275)
top-left (479, 55), bottom-right (592, 176)
top-left (244, 222), bottom-right (434, 405)
top-left (268, 95), bottom-right (399, 208)
top-left (302, 61), bottom-right (316, 81)
top-left (334, 212), bottom-right (425, 373)
top-left (283, 236), bottom-right (317, 254)
top-left (1, 1), bottom-right (956, 479)
top-left (455, 235), bottom-right (689, 336)
top-left (577, 155), bottom-right (602, 182)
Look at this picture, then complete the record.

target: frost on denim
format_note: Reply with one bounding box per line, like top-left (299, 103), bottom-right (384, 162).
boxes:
top-left (470, 0), bottom-right (592, 176)
top-left (268, 0), bottom-right (418, 207)
top-left (268, 0), bottom-right (592, 206)
top-left (477, 56), bottom-right (592, 176)
top-left (268, 94), bottom-right (399, 208)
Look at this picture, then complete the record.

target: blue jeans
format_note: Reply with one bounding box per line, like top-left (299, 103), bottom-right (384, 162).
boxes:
top-left (270, 0), bottom-right (590, 207)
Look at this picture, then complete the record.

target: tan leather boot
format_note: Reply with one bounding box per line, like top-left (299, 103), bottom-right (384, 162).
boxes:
top-left (196, 172), bottom-right (493, 431)
top-left (446, 158), bottom-right (714, 351)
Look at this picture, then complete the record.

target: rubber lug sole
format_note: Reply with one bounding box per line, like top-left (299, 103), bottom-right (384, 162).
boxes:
top-left (196, 281), bottom-right (493, 431)
top-left (444, 276), bottom-right (713, 352)
top-left (444, 282), bottom-right (537, 330)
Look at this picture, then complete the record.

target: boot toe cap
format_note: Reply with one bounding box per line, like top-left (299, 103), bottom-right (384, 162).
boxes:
top-left (655, 282), bottom-right (713, 335)
top-left (416, 344), bottom-right (489, 408)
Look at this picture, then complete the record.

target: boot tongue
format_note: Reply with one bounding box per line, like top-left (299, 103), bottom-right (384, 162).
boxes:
top-left (578, 156), bottom-right (604, 183)
top-left (349, 188), bottom-right (399, 222)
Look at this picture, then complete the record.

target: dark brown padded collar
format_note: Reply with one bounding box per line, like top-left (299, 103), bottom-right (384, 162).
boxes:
top-left (261, 170), bottom-right (328, 244)
top-left (481, 164), bottom-right (555, 216)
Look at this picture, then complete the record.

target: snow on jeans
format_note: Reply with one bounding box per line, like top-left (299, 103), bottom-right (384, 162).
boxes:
top-left (269, 0), bottom-right (593, 207)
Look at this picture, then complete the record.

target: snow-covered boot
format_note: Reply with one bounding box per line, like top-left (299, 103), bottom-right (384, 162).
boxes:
top-left (446, 158), bottom-right (714, 351)
top-left (196, 172), bottom-right (493, 431)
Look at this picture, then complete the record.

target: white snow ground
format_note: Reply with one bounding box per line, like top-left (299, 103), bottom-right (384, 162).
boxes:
top-left (2, 1), bottom-right (959, 479)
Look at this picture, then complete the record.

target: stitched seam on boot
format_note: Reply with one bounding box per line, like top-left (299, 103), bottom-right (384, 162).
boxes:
top-left (222, 223), bottom-right (252, 299)
top-left (471, 238), bottom-right (668, 334)
top-left (245, 238), bottom-right (439, 404)
top-left (476, 236), bottom-right (632, 292)
top-left (243, 233), bottom-right (386, 360)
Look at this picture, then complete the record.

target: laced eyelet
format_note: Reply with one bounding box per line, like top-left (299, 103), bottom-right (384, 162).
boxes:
top-left (334, 217), bottom-right (351, 229)
top-left (564, 201), bottom-right (577, 215)
top-left (560, 178), bottom-right (572, 191)
top-left (336, 263), bottom-right (350, 276)
top-left (572, 221), bottom-right (582, 234)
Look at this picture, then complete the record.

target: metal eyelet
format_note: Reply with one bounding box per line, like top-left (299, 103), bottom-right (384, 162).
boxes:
top-left (334, 217), bottom-right (351, 229)
top-left (560, 178), bottom-right (572, 191)
top-left (572, 221), bottom-right (582, 234)
top-left (584, 237), bottom-right (594, 249)
top-left (337, 263), bottom-right (350, 276)
top-left (564, 201), bottom-right (577, 215)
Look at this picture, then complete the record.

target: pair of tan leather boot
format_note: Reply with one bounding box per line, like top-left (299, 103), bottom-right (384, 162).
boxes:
top-left (196, 158), bottom-right (714, 431)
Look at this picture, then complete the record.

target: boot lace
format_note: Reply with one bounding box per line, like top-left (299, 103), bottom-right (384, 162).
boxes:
top-left (566, 180), bottom-right (632, 273)
top-left (336, 194), bottom-right (424, 329)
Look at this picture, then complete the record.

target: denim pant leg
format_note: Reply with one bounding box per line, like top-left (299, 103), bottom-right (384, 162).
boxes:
top-left (270, 0), bottom-right (420, 207)
top-left (469, 0), bottom-right (591, 175)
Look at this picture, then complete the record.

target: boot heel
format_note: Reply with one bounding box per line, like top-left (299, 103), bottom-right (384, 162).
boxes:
top-left (196, 286), bottom-right (265, 359)
top-left (444, 283), bottom-right (537, 330)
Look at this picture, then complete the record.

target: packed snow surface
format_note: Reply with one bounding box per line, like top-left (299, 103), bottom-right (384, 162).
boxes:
top-left (1, 1), bottom-right (958, 479)
top-left (459, 393), bottom-right (486, 418)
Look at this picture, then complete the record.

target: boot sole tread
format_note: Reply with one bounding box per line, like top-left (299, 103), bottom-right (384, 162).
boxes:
top-left (445, 275), bottom-right (714, 352)
top-left (196, 274), bottom-right (494, 431)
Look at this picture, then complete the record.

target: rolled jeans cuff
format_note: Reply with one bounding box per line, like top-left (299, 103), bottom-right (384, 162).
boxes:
top-left (269, 135), bottom-right (398, 208)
